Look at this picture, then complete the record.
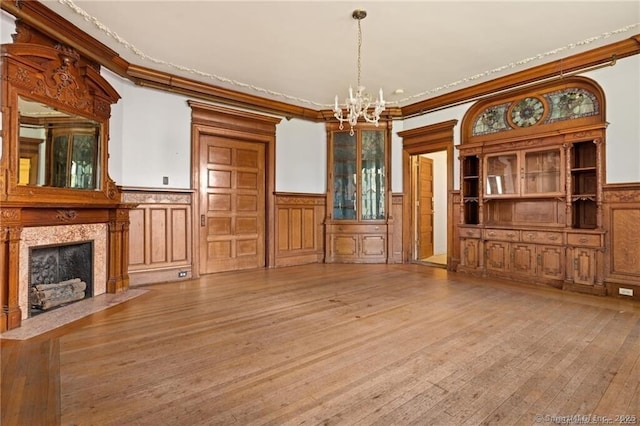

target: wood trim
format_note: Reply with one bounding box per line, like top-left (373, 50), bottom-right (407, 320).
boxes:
top-left (273, 192), bottom-right (325, 267)
top-left (130, 65), bottom-right (324, 122)
top-left (189, 102), bottom-right (281, 276)
top-left (389, 193), bottom-right (404, 263)
top-left (400, 120), bottom-right (457, 267)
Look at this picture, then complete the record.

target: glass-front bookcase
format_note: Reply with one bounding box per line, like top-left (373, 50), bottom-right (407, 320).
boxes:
top-left (326, 121), bottom-right (391, 263)
top-left (331, 128), bottom-right (386, 221)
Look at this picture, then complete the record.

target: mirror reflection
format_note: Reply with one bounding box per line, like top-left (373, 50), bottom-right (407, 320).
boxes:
top-left (18, 97), bottom-right (101, 189)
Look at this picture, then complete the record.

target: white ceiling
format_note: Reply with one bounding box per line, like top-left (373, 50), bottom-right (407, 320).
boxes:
top-left (40, 1), bottom-right (640, 110)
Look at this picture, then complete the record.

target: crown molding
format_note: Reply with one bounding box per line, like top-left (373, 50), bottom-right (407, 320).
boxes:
top-left (3, 1), bottom-right (639, 123)
top-left (401, 35), bottom-right (640, 118)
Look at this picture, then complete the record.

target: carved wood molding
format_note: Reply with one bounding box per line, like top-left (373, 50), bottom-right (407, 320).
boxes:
top-left (122, 191), bottom-right (192, 205)
top-left (604, 188), bottom-right (640, 203)
top-left (274, 193), bottom-right (326, 206)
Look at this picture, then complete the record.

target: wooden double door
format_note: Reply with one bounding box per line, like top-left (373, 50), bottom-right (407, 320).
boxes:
top-left (199, 135), bottom-right (265, 274)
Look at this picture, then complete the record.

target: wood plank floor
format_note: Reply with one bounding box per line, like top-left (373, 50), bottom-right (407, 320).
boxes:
top-left (2, 264), bottom-right (640, 425)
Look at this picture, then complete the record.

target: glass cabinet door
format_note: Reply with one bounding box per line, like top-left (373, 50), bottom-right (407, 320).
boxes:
top-left (523, 148), bottom-right (561, 195)
top-left (50, 128), bottom-right (99, 189)
top-left (70, 133), bottom-right (98, 189)
top-left (361, 130), bottom-right (385, 220)
top-left (485, 153), bottom-right (518, 196)
top-left (332, 131), bottom-right (357, 219)
top-left (51, 134), bottom-right (70, 187)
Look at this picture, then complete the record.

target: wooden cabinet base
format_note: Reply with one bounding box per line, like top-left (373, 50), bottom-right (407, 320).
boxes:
top-left (563, 281), bottom-right (607, 296)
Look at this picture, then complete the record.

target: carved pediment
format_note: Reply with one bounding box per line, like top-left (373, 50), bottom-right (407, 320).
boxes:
top-left (5, 21), bottom-right (119, 119)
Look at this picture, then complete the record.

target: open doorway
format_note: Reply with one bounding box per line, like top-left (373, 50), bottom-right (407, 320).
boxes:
top-left (411, 152), bottom-right (448, 267)
top-left (399, 120), bottom-right (457, 270)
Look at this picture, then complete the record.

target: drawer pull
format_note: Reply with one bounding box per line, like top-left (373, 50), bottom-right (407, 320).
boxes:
top-left (579, 237), bottom-right (588, 243)
top-left (548, 235), bottom-right (559, 241)
top-left (466, 230), bottom-right (475, 236)
top-left (375, 226), bottom-right (380, 230)
top-left (488, 231), bottom-right (496, 237)
top-left (506, 232), bottom-right (516, 239)
top-left (526, 233), bottom-right (536, 240)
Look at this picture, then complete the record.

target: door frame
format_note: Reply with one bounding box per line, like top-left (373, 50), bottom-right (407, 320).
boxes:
top-left (415, 155), bottom-right (434, 260)
top-left (398, 119), bottom-right (457, 268)
top-left (189, 101), bottom-right (281, 278)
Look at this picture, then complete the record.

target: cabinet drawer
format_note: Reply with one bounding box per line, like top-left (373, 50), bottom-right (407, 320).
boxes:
top-left (460, 227), bottom-right (482, 238)
top-left (567, 233), bottom-right (602, 247)
top-left (329, 224), bottom-right (386, 234)
top-left (521, 231), bottom-right (563, 245)
top-left (484, 229), bottom-right (520, 241)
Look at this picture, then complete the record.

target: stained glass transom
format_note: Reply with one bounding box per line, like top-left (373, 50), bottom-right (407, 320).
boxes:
top-left (472, 103), bottom-right (509, 136)
top-left (471, 87), bottom-right (600, 137)
top-left (543, 88), bottom-right (599, 123)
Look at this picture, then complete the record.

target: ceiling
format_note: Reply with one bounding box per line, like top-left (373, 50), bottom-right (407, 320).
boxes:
top-left (38, 1), bottom-right (640, 111)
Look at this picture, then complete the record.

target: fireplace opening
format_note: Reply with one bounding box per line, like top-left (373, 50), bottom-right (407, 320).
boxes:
top-left (29, 241), bottom-right (94, 317)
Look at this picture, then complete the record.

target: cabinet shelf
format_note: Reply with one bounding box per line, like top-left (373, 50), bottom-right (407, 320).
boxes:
top-left (571, 167), bottom-right (597, 173)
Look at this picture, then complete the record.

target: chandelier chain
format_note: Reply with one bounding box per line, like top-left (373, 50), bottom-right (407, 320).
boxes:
top-left (357, 19), bottom-right (362, 89)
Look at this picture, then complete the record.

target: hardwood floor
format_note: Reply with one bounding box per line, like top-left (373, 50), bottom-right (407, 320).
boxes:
top-left (2, 264), bottom-right (640, 425)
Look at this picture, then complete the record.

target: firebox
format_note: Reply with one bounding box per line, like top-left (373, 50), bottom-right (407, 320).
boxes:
top-left (28, 241), bottom-right (93, 317)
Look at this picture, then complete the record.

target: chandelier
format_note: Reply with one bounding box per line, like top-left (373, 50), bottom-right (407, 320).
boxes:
top-left (333, 9), bottom-right (385, 135)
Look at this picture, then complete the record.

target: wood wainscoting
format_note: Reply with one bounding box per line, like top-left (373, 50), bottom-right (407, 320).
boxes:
top-left (123, 188), bottom-right (193, 285)
top-left (274, 193), bottom-right (325, 267)
top-left (604, 183), bottom-right (640, 300)
top-left (389, 193), bottom-right (404, 264)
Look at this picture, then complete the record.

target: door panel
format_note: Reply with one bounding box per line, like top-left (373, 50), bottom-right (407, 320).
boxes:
top-left (200, 135), bottom-right (265, 274)
top-left (418, 156), bottom-right (434, 259)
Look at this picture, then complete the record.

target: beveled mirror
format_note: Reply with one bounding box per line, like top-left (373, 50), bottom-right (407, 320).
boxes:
top-left (18, 97), bottom-right (102, 189)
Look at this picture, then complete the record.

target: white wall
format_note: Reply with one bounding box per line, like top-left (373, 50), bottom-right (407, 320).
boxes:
top-left (1, 10), bottom-right (13, 43)
top-left (275, 119), bottom-right (326, 193)
top-left (585, 55), bottom-right (640, 183)
top-left (391, 120), bottom-right (404, 193)
top-left (101, 73), bottom-right (192, 189)
top-left (101, 68), bottom-right (125, 183)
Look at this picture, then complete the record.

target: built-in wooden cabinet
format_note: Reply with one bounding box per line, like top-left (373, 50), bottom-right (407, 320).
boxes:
top-left (457, 77), bottom-right (608, 295)
top-left (325, 122), bottom-right (392, 263)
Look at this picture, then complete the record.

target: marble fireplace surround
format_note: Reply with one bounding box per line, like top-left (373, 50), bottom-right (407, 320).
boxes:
top-left (19, 224), bottom-right (108, 320)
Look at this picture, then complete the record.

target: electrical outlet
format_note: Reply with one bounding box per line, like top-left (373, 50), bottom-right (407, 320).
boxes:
top-left (178, 271), bottom-right (187, 278)
top-left (619, 288), bottom-right (633, 296)
top-left (163, 176), bottom-right (169, 185)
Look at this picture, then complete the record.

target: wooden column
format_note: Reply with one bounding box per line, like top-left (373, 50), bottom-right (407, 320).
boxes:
top-left (0, 208), bottom-right (23, 331)
top-left (107, 205), bottom-right (135, 294)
